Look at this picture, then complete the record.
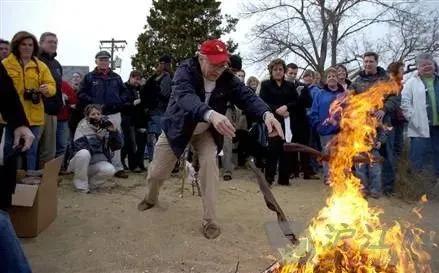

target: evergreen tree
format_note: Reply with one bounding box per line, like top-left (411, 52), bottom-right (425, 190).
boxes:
top-left (132, 0), bottom-right (238, 74)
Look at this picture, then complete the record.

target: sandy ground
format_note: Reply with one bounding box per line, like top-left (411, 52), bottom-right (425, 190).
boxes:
top-left (21, 169), bottom-right (439, 273)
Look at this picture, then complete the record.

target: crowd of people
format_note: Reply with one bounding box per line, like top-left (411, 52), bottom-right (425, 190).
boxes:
top-left (1, 31), bottom-right (439, 242)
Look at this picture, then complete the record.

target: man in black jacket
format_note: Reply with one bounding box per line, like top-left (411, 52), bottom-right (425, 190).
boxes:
top-left (38, 32), bottom-right (63, 169)
top-left (121, 70), bottom-right (142, 172)
top-left (77, 50), bottom-right (131, 178)
top-left (137, 39), bottom-right (283, 239)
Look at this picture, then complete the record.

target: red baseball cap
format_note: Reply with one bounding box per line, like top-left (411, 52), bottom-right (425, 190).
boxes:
top-left (199, 39), bottom-right (230, 65)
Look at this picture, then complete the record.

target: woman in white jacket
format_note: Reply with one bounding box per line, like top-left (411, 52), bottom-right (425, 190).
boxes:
top-left (401, 53), bottom-right (439, 178)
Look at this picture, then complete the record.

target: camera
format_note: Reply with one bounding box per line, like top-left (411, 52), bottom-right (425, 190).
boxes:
top-left (89, 116), bottom-right (113, 129)
top-left (23, 89), bottom-right (41, 104)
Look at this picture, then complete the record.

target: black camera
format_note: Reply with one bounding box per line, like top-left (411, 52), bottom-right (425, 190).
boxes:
top-left (89, 117), bottom-right (113, 129)
top-left (23, 89), bottom-right (41, 104)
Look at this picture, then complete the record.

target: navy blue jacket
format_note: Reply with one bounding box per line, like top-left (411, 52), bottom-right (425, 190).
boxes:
top-left (162, 57), bottom-right (270, 157)
top-left (77, 68), bottom-right (130, 115)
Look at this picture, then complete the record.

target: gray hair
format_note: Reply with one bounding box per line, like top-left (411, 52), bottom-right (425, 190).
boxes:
top-left (416, 53), bottom-right (435, 66)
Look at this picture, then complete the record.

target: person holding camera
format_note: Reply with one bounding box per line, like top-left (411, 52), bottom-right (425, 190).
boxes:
top-left (67, 104), bottom-right (123, 193)
top-left (1, 31), bottom-right (56, 175)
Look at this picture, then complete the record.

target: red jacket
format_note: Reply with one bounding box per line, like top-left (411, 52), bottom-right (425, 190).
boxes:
top-left (57, 81), bottom-right (78, 121)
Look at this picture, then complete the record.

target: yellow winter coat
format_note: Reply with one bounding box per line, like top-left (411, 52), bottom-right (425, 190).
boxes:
top-left (2, 54), bottom-right (56, 125)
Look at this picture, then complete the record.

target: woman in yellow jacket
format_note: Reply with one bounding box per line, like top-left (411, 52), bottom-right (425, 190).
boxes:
top-left (2, 31), bottom-right (56, 174)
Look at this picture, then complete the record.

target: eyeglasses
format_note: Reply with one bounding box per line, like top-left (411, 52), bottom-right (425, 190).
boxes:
top-left (210, 62), bottom-right (229, 72)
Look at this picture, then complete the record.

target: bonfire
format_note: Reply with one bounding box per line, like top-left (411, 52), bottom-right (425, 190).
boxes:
top-left (265, 78), bottom-right (431, 273)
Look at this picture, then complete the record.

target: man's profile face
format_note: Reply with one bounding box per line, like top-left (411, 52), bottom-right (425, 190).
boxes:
top-left (363, 56), bottom-right (378, 75)
top-left (199, 55), bottom-right (228, 81)
top-left (286, 67), bottom-right (298, 82)
top-left (0, 43), bottom-right (10, 60)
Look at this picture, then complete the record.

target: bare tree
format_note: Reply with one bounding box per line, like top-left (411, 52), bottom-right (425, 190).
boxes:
top-left (243, 0), bottom-right (434, 74)
top-left (385, 5), bottom-right (439, 66)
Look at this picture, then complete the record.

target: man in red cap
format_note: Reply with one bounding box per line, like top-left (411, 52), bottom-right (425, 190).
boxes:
top-left (137, 39), bottom-right (283, 239)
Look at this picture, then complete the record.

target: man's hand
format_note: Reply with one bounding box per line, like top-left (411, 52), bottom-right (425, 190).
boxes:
top-left (209, 111), bottom-right (236, 138)
top-left (264, 113), bottom-right (284, 139)
top-left (275, 105), bottom-right (288, 117)
top-left (374, 110), bottom-right (385, 122)
top-left (13, 126), bottom-right (35, 152)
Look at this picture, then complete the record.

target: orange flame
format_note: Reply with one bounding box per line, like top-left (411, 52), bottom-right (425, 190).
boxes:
top-left (275, 79), bottom-right (431, 273)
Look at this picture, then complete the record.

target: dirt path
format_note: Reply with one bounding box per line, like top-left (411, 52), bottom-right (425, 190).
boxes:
top-left (22, 169), bottom-right (439, 273)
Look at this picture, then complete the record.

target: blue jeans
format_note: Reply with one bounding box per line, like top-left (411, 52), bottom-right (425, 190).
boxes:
top-left (56, 120), bottom-right (69, 157)
top-left (4, 126), bottom-right (41, 170)
top-left (356, 150), bottom-right (382, 194)
top-left (409, 126), bottom-right (439, 177)
top-left (0, 211), bottom-right (32, 273)
top-left (319, 134), bottom-right (335, 182)
top-left (146, 115), bottom-right (162, 161)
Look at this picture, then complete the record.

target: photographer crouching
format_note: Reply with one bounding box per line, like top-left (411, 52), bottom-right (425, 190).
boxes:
top-left (67, 104), bottom-right (122, 193)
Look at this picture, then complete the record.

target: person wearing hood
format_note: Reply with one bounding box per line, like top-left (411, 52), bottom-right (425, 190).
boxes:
top-left (38, 32), bottom-right (63, 168)
top-left (309, 67), bottom-right (345, 185)
top-left (351, 52), bottom-right (400, 196)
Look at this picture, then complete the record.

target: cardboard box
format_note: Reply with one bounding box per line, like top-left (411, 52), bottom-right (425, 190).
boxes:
top-left (8, 156), bottom-right (63, 237)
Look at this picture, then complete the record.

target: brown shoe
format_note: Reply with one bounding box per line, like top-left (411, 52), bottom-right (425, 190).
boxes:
top-left (114, 170), bottom-right (129, 179)
top-left (137, 200), bottom-right (155, 211)
top-left (202, 221), bottom-right (221, 239)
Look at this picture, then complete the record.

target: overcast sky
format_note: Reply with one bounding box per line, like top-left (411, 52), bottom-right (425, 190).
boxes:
top-left (0, 0), bottom-right (263, 80)
top-left (3, 0), bottom-right (436, 81)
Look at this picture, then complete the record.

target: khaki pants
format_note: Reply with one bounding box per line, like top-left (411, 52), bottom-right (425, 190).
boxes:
top-left (39, 114), bottom-right (57, 168)
top-left (142, 131), bottom-right (219, 221)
